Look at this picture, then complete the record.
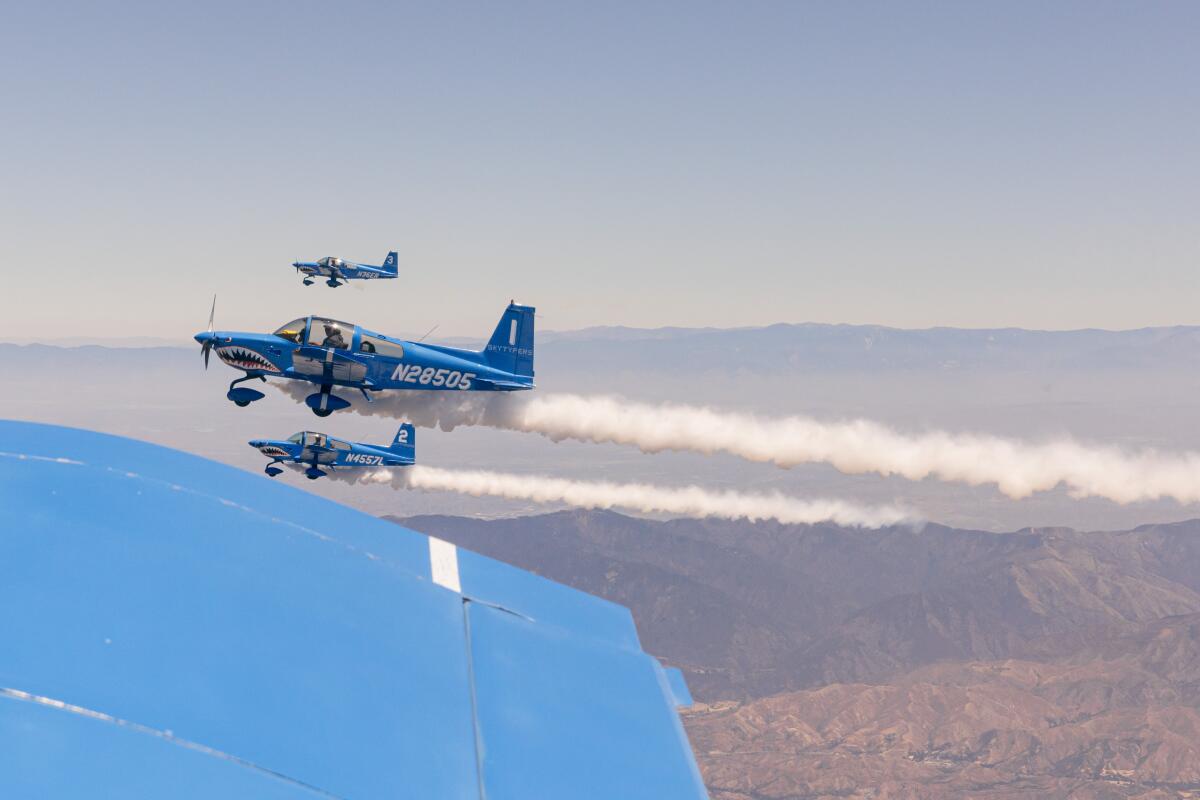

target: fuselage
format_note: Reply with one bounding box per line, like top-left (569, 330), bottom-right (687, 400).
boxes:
top-left (249, 432), bottom-right (411, 469)
top-left (193, 315), bottom-right (533, 393)
top-left (293, 258), bottom-right (395, 281)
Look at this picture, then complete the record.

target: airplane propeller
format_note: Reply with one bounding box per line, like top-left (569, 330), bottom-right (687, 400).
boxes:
top-left (201, 295), bottom-right (215, 369)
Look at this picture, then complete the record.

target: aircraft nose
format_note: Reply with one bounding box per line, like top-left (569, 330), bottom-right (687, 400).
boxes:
top-left (248, 440), bottom-right (265, 448)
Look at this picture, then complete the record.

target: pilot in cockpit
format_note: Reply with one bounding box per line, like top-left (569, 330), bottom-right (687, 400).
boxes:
top-left (321, 323), bottom-right (347, 349)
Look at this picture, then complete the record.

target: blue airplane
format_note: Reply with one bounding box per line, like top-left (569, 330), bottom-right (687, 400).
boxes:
top-left (194, 299), bottom-right (534, 417)
top-left (250, 423), bottom-right (415, 480)
top-left (292, 251), bottom-right (399, 287)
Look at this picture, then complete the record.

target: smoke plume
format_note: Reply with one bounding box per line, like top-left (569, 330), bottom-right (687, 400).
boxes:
top-left (276, 384), bottom-right (1200, 505)
top-left (324, 465), bottom-right (914, 528)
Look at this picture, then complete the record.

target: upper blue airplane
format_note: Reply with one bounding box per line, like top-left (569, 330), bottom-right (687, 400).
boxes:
top-left (250, 423), bottom-right (415, 480)
top-left (292, 251), bottom-right (399, 287)
top-left (194, 300), bottom-right (534, 416)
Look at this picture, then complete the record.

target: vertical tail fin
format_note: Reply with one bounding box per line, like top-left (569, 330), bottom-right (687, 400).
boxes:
top-left (389, 423), bottom-right (415, 463)
top-left (382, 251), bottom-right (399, 276)
top-left (484, 302), bottom-right (535, 379)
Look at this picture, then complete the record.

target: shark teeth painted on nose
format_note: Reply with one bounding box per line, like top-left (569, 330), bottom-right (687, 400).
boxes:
top-left (258, 446), bottom-right (289, 457)
top-left (216, 347), bottom-right (277, 372)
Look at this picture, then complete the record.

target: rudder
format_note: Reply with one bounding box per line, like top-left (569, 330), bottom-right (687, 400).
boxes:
top-left (382, 251), bottom-right (399, 275)
top-left (389, 423), bottom-right (415, 462)
top-left (484, 302), bottom-right (535, 379)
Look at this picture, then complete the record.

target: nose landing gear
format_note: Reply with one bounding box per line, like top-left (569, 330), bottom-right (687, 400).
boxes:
top-left (228, 374), bottom-right (267, 407)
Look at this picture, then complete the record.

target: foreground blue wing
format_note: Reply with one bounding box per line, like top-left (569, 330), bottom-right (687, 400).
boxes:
top-left (0, 420), bottom-right (707, 800)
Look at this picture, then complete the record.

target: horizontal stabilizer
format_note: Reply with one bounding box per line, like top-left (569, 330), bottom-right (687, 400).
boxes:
top-left (470, 376), bottom-right (533, 391)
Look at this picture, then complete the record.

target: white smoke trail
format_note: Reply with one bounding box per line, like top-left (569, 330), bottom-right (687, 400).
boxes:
top-left (326, 465), bottom-right (914, 528)
top-left (275, 383), bottom-right (1200, 505)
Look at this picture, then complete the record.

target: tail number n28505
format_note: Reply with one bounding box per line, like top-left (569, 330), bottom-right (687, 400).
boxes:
top-left (390, 364), bottom-right (474, 390)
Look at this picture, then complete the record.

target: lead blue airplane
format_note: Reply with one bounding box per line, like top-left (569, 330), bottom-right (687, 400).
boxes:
top-left (194, 299), bottom-right (534, 417)
top-left (292, 251), bottom-right (399, 287)
top-left (250, 423), bottom-right (415, 480)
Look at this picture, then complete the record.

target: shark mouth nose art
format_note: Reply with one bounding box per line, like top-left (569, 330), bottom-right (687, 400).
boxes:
top-left (257, 446), bottom-right (289, 457)
top-left (216, 347), bottom-right (277, 372)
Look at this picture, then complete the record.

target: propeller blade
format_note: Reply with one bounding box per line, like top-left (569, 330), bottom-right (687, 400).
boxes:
top-left (200, 294), bottom-right (216, 369)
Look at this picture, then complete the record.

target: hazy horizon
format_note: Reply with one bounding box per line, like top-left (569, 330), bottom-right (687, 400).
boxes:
top-left (13, 316), bottom-right (1200, 349)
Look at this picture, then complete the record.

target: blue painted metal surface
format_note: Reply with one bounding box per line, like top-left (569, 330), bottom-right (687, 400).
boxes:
top-left (0, 420), bottom-right (707, 799)
top-left (193, 301), bottom-right (536, 423)
top-left (249, 423), bottom-right (416, 481)
top-left (292, 251), bottom-right (399, 287)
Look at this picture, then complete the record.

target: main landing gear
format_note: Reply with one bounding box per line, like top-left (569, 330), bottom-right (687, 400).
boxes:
top-left (227, 374), bottom-right (267, 407)
top-left (326, 279), bottom-right (342, 288)
top-left (304, 383), bottom-right (351, 417)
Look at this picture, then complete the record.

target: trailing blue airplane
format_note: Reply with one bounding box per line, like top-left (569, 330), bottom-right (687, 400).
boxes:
top-left (250, 423), bottom-right (415, 480)
top-left (293, 251), bottom-right (399, 287)
top-left (194, 299), bottom-right (534, 417)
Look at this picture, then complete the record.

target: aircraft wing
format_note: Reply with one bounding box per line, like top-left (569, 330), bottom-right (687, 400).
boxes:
top-left (290, 346), bottom-right (368, 382)
top-left (298, 445), bottom-right (336, 463)
top-left (0, 420), bottom-right (708, 799)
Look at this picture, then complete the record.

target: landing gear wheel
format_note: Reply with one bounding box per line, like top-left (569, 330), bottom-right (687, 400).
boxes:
top-left (304, 385), bottom-right (350, 416)
top-left (228, 374), bottom-right (267, 407)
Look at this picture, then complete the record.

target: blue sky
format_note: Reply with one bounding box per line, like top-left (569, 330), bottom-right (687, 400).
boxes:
top-left (2, 1), bottom-right (1197, 340)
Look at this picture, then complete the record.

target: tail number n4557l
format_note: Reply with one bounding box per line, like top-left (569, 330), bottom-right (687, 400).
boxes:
top-left (390, 364), bottom-right (475, 390)
top-left (345, 453), bottom-right (383, 465)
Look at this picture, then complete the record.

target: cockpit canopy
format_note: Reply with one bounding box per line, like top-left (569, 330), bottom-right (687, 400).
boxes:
top-left (318, 257), bottom-right (345, 268)
top-left (272, 317), bottom-right (356, 350)
top-left (308, 318), bottom-right (352, 349)
top-left (274, 318), bottom-right (307, 344)
top-left (288, 432), bottom-right (349, 450)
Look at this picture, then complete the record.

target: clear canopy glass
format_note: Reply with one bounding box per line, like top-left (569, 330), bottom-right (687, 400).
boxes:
top-left (308, 318), bottom-right (353, 349)
top-left (273, 319), bottom-right (307, 344)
